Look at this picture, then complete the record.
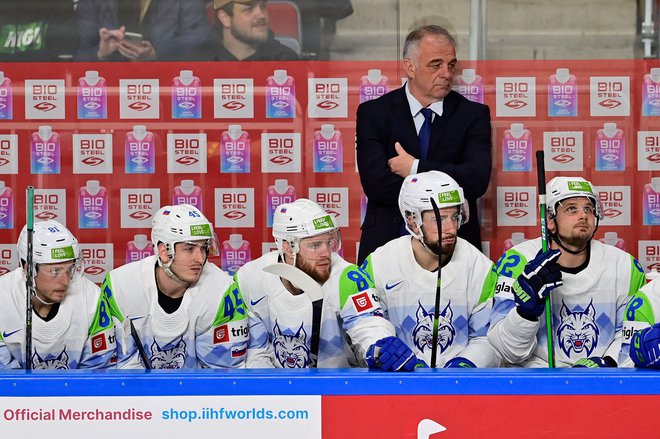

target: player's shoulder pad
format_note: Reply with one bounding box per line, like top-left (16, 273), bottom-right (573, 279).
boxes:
top-left (213, 279), bottom-right (248, 327)
top-left (625, 290), bottom-right (656, 325)
top-left (628, 255), bottom-right (647, 295)
top-left (493, 248), bottom-right (529, 279)
top-left (339, 263), bottom-right (376, 309)
top-left (99, 272), bottom-right (124, 322)
top-left (89, 288), bottom-right (115, 336)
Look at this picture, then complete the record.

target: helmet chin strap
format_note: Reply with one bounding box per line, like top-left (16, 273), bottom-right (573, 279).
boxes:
top-left (412, 222), bottom-right (440, 257)
top-left (33, 291), bottom-right (57, 306)
top-left (157, 252), bottom-right (189, 286)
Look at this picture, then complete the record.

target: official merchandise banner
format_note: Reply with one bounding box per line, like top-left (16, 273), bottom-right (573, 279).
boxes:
top-left (0, 370), bottom-right (659, 438)
top-left (0, 395), bottom-right (320, 438)
top-left (0, 60), bottom-right (658, 277)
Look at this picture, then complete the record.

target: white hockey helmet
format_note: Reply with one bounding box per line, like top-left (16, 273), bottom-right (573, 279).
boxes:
top-left (272, 198), bottom-right (339, 254)
top-left (18, 220), bottom-right (79, 265)
top-left (151, 204), bottom-right (214, 258)
top-left (546, 176), bottom-right (601, 219)
top-left (398, 171), bottom-right (469, 238)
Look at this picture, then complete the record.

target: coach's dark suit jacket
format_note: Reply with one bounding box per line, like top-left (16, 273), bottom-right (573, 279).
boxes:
top-left (356, 86), bottom-right (492, 264)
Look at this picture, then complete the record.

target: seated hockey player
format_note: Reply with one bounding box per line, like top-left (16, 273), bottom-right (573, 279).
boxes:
top-left (621, 276), bottom-right (660, 368)
top-left (102, 204), bottom-right (248, 369)
top-left (360, 171), bottom-right (501, 368)
top-left (0, 220), bottom-right (115, 369)
top-left (237, 198), bottom-right (421, 371)
top-left (488, 176), bottom-right (645, 367)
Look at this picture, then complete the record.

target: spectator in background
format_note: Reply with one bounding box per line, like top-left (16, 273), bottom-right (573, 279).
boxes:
top-left (191, 0), bottom-right (298, 61)
top-left (355, 25), bottom-right (492, 264)
top-left (0, 0), bottom-right (77, 61)
top-left (75, 0), bottom-right (210, 61)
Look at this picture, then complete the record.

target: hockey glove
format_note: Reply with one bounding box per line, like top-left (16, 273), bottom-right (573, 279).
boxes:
top-left (513, 249), bottom-right (563, 320)
top-left (443, 356), bottom-right (477, 368)
top-left (572, 356), bottom-right (617, 368)
top-left (366, 336), bottom-right (425, 371)
top-left (629, 323), bottom-right (660, 368)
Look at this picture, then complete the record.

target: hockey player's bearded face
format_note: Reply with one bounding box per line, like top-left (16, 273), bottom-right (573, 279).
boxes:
top-left (420, 208), bottom-right (458, 258)
top-left (550, 197), bottom-right (597, 248)
top-left (294, 231), bottom-right (339, 284)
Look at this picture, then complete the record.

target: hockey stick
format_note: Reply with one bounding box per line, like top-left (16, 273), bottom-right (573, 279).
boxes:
top-left (263, 263), bottom-right (323, 301)
top-left (429, 197), bottom-right (443, 368)
top-left (25, 186), bottom-right (35, 371)
top-left (536, 150), bottom-right (555, 368)
top-left (129, 319), bottom-right (152, 369)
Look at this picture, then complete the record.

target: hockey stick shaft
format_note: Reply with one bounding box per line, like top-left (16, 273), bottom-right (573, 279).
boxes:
top-left (429, 197), bottom-right (442, 368)
top-left (25, 186), bottom-right (35, 370)
top-left (130, 320), bottom-right (152, 370)
top-left (536, 151), bottom-right (555, 368)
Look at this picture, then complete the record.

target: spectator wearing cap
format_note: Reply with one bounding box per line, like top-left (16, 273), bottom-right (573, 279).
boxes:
top-left (189, 0), bottom-right (298, 61)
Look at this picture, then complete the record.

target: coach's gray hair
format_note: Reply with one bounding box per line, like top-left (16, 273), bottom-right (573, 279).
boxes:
top-left (402, 25), bottom-right (456, 60)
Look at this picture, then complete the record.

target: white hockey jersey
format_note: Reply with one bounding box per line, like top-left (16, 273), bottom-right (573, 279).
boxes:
top-left (361, 236), bottom-right (500, 368)
top-left (236, 252), bottom-right (395, 368)
top-left (101, 255), bottom-right (248, 369)
top-left (620, 277), bottom-right (660, 367)
top-left (488, 238), bottom-right (645, 367)
top-left (0, 268), bottom-right (116, 369)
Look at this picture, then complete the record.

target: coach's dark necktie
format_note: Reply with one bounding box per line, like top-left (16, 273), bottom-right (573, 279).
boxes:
top-left (418, 107), bottom-right (434, 160)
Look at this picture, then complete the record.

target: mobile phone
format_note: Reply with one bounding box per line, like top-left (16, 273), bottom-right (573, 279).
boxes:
top-left (123, 32), bottom-right (143, 44)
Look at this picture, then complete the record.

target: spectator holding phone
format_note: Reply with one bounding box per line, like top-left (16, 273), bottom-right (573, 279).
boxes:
top-left (75, 0), bottom-right (210, 61)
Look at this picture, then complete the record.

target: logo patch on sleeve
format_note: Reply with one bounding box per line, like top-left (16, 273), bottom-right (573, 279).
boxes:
top-left (351, 292), bottom-right (374, 313)
top-left (213, 324), bottom-right (230, 344)
top-left (91, 333), bottom-right (107, 353)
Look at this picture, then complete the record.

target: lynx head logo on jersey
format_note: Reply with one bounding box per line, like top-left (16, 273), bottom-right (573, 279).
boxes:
top-left (557, 300), bottom-right (599, 357)
top-left (273, 321), bottom-right (311, 368)
top-left (412, 301), bottom-right (455, 354)
top-left (149, 337), bottom-right (187, 369)
top-left (32, 348), bottom-right (70, 370)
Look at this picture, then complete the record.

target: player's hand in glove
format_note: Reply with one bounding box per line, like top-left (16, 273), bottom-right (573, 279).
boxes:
top-left (443, 357), bottom-right (476, 368)
top-left (572, 356), bottom-right (617, 368)
top-left (630, 323), bottom-right (660, 368)
top-left (366, 336), bottom-right (427, 371)
top-left (513, 249), bottom-right (563, 321)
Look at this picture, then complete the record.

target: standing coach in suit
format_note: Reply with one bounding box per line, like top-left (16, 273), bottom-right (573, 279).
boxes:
top-left (356, 24), bottom-right (492, 264)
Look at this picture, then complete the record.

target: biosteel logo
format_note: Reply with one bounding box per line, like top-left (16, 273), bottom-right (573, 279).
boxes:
top-left (128, 101), bottom-right (151, 111)
top-left (224, 210), bottom-right (246, 220)
top-left (82, 157), bottom-right (104, 166)
top-left (223, 101), bottom-right (245, 111)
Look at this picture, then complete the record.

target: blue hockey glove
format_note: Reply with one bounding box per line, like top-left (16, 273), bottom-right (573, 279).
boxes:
top-left (572, 356), bottom-right (617, 368)
top-left (443, 357), bottom-right (477, 368)
top-left (630, 323), bottom-right (660, 368)
top-left (513, 249), bottom-right (563, 320)
top-left (366, 336), bottom-right (425, 371)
